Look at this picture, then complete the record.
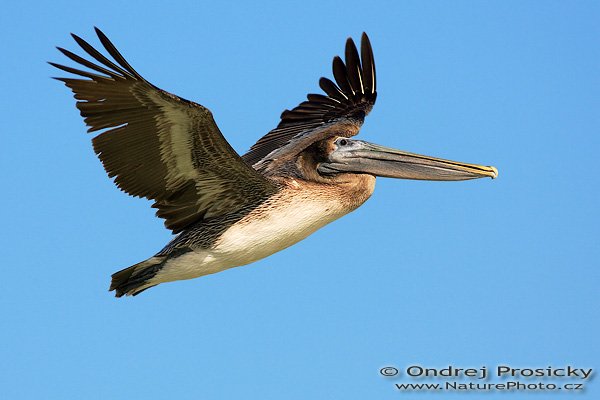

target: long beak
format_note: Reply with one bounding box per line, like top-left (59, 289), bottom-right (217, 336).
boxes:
top-left (319, 141), bottom-right (498, 181)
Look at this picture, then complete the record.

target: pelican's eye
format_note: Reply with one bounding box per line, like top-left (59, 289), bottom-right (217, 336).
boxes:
top-left (337, 138), bottom-right (348, 146)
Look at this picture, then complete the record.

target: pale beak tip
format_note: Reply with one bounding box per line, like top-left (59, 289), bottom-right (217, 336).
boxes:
top-left (489, 166), bottom-right (499, 179)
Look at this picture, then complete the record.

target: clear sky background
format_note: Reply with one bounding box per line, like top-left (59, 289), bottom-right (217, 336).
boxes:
top-left (1, 1), bottom-right (598, 399)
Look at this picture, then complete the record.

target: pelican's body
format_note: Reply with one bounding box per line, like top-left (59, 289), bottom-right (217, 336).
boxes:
top-left (52, 29), bottom-right (497, 297)
top-left (152, 175), bottom-right (374, 287)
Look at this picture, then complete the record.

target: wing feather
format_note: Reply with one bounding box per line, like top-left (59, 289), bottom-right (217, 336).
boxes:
top-left (53, 28), bottom-right (278, 233)
top-left (242, 33), bottom-right (377, 169)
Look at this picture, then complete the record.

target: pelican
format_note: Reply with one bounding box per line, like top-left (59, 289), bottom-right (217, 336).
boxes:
top-left (52, 28), bottom-right (497, 297)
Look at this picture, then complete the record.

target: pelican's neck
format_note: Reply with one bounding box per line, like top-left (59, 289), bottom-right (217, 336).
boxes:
top-left (277, 173), bottom-right (376, 212)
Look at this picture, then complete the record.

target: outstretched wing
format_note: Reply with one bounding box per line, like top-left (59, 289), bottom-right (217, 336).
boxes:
top-left (52, 28), bottom-right (278, 234)
top-left (242, 33), bottom-right (377, 170)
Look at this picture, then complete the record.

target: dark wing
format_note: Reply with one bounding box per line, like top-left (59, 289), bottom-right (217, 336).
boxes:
top-left (51, 28), bottom-right (278, 234)
top-left (242, 33), bottom-right (377, 170)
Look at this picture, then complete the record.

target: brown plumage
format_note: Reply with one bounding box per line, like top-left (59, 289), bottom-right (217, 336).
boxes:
top-left (52, 28), bottom-right (496, 297)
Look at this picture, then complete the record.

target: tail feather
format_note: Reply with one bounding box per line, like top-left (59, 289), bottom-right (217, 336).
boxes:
top-left (109, 256), bottom-right (166, 297)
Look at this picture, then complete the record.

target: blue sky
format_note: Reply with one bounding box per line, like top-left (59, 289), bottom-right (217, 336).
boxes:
top-left (1, 1), bottom-right (598, 399)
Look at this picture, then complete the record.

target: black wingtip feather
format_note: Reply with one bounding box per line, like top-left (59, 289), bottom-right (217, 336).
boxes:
top-left (56, 46), bottom-right (123, 79)
top-left (69, 31), bottom-right (134, 79)
top-left (318, 77), bottom-right (348, 102)
top-left (360, 33), bottom-right (376, 94)
top-left (345, 37), bottom-right (363, 95)
top-left (94, 27), bottom-right (145, 81)
top-left (332, 56), bottom-right (354, 96)
top-left (48, 61), bottom-right (107, 80)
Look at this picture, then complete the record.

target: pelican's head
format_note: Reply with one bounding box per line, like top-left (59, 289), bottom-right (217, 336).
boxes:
top-left (318, 137), bottom-right (498, 181)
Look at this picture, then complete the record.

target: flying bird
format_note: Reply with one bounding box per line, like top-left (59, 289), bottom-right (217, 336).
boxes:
top-left (52, 28), bottom-right (497, 297)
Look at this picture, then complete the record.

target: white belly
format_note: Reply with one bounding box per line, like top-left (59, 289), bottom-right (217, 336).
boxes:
top-left (151, 193), bottom-right (348, 284)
